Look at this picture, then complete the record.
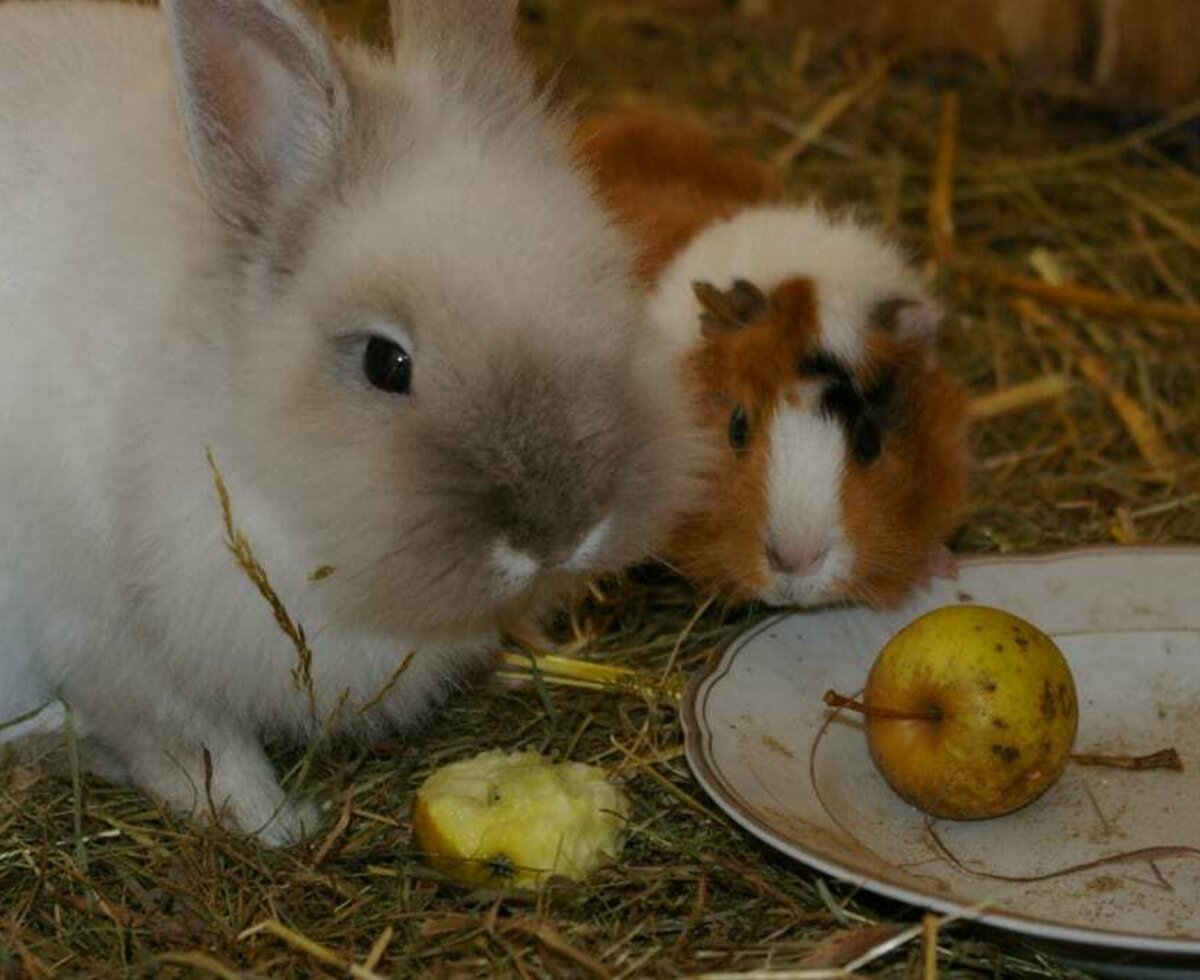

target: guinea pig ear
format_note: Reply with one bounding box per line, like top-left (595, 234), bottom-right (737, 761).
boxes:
top-left (693, 279), bottom-right (768, 337)
top-left (870, 297), bottom-right (943, 346)
top-left (163, 0), bottom-right (349, 231)
top-left (390, 0), bottom-right (530, 94)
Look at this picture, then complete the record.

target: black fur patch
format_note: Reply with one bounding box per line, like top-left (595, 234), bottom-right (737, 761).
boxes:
top-left (797, 351), bottom-right (852, 384)
top-left (803, 350), bottom-right (898, 466)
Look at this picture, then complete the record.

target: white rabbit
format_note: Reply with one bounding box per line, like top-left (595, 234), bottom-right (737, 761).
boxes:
top-left (0, 0), bottom-right (695, 843)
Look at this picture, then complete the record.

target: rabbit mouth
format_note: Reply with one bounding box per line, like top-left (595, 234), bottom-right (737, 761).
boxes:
top-left (488, 515), bottom-right (616, 598)
top-left (490, 539), bottom-right (543, 595)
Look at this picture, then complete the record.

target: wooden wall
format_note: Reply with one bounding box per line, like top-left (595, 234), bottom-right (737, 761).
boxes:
top-left (596, 0), bottom-right (1200, 110)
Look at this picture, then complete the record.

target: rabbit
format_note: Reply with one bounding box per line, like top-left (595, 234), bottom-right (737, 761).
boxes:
top-left (575, 109), bottom-right (971, 609)
top-left (0, 1), bottom-right (698, 844)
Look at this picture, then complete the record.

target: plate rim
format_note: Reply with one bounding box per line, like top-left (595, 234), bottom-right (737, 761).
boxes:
top-left (681, 545), bottom-right (1200, 958)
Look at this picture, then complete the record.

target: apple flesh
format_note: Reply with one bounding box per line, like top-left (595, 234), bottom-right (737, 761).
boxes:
top-left (837, 604), bottom-right (1079, 820)
top-left (412, 750), bottom-right (630, 888)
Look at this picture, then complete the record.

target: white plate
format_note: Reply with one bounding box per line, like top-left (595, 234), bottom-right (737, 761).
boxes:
top-left (682, 547), bottom-right (1200, 969)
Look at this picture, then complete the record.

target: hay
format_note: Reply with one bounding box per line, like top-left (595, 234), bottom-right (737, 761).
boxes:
top-left (3, 1), bottom-right (1197, 976)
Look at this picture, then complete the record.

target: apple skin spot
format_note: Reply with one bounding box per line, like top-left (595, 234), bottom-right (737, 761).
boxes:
top-left (1040, 680), bottom-right (1058, 721)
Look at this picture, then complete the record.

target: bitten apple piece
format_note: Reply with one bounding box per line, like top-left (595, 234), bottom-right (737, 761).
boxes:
top-left (412, 750), bottom-right (630, 887)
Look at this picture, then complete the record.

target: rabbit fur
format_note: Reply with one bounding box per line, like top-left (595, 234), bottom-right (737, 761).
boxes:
top-left (0, 0), bottom-right (695, 843)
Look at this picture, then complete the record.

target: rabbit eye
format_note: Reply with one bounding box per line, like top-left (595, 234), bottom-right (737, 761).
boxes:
top-left (363, 336), bottom-right (412, 395)
top-left (728, 405), bottom-right (751, 454)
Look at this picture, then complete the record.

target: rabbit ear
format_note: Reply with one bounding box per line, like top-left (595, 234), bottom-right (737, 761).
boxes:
top-left (163, 0), bottom-right (349, 230)
top-left (390, 0), bottom-right (528, 94)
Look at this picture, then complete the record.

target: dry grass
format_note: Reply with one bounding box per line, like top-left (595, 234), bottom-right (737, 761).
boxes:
top-left (3, 1), bottom-right (1198, 976)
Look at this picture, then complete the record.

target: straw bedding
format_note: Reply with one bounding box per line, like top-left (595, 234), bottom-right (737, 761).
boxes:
top-left (2, 1), bottom-right (1197, 976)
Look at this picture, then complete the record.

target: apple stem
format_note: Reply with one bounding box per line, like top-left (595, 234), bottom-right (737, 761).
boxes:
top-left (1070, 748), bottom-right (1183, 772)
top-left (823, 689), bottom-right (942, 721)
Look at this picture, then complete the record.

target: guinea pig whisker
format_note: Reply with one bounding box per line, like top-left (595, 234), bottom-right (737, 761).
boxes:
top-left (850, 552), bottom-right (910, 574)
top-left (842, 578), bottom-right (884, 608)
top-left (855, 542), bottom-right (924, 563)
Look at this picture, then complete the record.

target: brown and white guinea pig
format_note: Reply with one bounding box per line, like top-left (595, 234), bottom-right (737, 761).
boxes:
top-left (576, 110), bottom-right (971, 609)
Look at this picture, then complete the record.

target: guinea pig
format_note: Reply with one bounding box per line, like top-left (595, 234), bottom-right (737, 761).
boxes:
top-left (576, 110), bottom-right (971, 609)
top-left (0, 2), bottom-right (695, 843)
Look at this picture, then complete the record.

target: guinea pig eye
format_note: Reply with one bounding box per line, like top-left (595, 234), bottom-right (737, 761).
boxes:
top-left (363, 336), bottom-right (412, 394)
top-left (851, 418), bottom-right (883, 466)
top-left (728, 405), bottom-right (751, 454)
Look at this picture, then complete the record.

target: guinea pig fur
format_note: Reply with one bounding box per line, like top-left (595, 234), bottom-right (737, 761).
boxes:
top-left (577, 110), bottom-right (971, 609)
top-left (0, 2), bottom-right (698, 843)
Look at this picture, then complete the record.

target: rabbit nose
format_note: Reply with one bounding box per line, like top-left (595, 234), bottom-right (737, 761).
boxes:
top-left (502, 515), bottom-right (613, 572)
top-left (766, 541), bottom-right (829, 578)
top-left (562, 515), bottom-right (613, 572)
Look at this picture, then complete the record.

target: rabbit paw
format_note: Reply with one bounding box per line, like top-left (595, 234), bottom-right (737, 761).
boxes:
top-left (121, 725), bottom-right (321, 845)
top-left (252, 797), bottom-right (323, 848)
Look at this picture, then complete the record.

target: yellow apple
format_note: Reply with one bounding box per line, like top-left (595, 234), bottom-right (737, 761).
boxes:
top-left (829, 604), bottom-right (1079, 819)
top-left (412, 750), bottom-right (630, 888)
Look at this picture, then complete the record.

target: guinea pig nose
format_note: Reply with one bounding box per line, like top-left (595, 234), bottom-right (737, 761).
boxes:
top-left (766, 542), bottom-right (829, 578)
